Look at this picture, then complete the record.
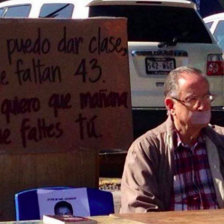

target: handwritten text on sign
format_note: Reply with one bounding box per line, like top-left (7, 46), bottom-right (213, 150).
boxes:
top-left (0, 18), bottom-right (133, 153)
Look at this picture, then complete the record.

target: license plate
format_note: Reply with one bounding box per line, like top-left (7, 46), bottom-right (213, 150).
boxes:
top-left (145, 58), bottom-right (176, 75)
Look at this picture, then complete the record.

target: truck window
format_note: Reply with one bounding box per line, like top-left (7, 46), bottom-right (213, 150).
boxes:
top-left (0, 8), bottom-right (4, 17)
top-left (213, 20), bottom-right (224, 51)
top-left (39, 3), bottom-right (74, 18)
top-left (89, 5), bottom-right (212, 43)
top-left (3, 5), bottom-right (31, 17)
top-left (205, 21), bottom-right (213, 30)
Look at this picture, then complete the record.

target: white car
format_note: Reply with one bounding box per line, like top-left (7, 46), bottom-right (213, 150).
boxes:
top-left (0, 0), bottom-right (223, 136)
top-left (204, 13), bottom-right (224, 52)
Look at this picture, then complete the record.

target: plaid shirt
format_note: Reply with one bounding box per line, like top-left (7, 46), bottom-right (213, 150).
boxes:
top-left (170, 133), bottom-right (219, 210)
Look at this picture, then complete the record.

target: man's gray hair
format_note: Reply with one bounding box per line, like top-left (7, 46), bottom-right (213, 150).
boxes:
top-left (164, 66), bottom-right (207, 97)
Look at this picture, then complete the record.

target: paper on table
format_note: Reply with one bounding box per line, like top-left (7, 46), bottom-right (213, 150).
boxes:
top-left (37, 188), bottom-right (90, 218)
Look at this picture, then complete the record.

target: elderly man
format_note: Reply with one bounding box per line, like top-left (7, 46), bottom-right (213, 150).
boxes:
top-left (120, 66), bottom-right (224, 213)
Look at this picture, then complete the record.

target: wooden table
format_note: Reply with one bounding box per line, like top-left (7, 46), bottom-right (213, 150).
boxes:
top-left (0, 217), bottom-right (142, 224)
top-left (1, 209), bottom-right (224, 224)
top-left (116, 209), bottom-right (224, 224)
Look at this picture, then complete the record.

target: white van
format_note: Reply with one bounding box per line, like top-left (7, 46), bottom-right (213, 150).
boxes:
top-left (0, 0), bottom-right (223, 137)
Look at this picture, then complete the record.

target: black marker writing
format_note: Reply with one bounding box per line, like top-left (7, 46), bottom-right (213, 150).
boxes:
top-left (7, 28), bottom-right (50, 64)
top-left (75, 113), bottom-right (102, 140)
top-left (80, 90), bottom-right (128, 109)
top-left (0, 70), bottom-right (9, 86)
top-left (88, 27), bottom-right (127, 56)
top-left (48, 93), bottom-right (72, 117)
top-left (74, 58), bottom-right (102, 83)
top-left (0, 128), bottom-right (11, 145)
top-left (57, 26), bottom-right (83, 54)
top-left (15, 58), bottom-right (61, 85)
top-left (20, 118), bottom-right (63, 148)
top-left (1, 96), bottom-right (40, 123)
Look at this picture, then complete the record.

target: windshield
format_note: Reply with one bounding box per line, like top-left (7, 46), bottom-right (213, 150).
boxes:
top-left (205, 21), bottom-right (213, 30)
top-left (1, 5), bottom-right (31, 18)
top-left (89, 5), bottom-right (212, 43)
top-left (213, 20), bottom-right (224, 51)
top-left (39, 3), bottom-right (74, 18)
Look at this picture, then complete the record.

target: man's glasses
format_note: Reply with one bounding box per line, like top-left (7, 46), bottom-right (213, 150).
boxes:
top-left (172, 94), bottom-right (215, 108)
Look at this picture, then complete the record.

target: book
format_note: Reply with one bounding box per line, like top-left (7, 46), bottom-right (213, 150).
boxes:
top-left (43, 215), bottom-right (97, 224)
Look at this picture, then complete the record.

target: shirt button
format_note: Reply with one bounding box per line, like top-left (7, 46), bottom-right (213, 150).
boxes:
top-left (193, 196), bottom-right (199, 200)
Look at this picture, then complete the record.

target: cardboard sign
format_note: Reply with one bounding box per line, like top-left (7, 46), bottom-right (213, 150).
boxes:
top-left (0, 18), bottom-right (133, 153)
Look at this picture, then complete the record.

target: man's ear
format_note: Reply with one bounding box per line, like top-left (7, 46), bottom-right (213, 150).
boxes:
top-left (164, 98), bottom-right (175, 114)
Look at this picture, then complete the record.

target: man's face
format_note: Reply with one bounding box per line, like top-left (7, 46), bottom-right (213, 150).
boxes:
top-left (168, 73), bottom-right (212, 129)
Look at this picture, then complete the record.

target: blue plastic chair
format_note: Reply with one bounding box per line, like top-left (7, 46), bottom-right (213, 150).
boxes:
top-left (15, 187), bottom-right (114, 221)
